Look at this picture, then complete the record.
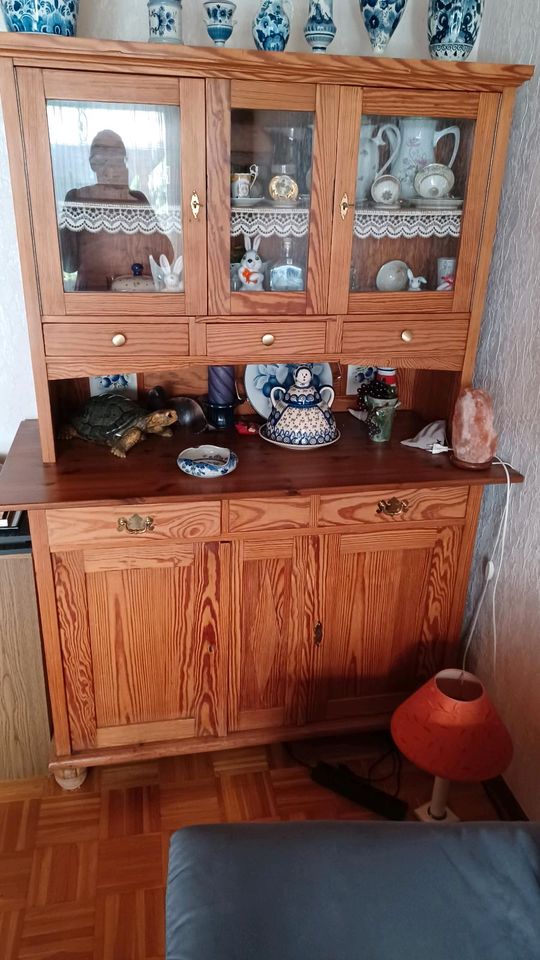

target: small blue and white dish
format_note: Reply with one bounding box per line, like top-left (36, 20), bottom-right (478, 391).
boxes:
top-left (1, 0), bottom-right (79, 35)
top-left (177, 445), bottom-right (238, 479)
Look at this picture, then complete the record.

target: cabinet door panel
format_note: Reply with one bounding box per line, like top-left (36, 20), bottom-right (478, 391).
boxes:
top-left (307, 528), bottom-right (462, 722)
top-left (54, 541), bottom-right (226, 749)
top-left (229, 538), bottom-right (305, 732)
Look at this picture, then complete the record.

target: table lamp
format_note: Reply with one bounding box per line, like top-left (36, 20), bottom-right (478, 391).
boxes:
top-left (391, 669), bottom-right (513, 822)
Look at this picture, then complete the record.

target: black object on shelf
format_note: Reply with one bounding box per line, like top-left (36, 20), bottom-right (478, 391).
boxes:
top-left (0, 511), bottom-right (31, 553)
top-left (311, 761), bottom-right (408, 821)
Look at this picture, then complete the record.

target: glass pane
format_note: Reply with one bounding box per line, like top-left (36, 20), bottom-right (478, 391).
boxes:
top-left (47, 100), bottom-right (182, 293)
top-left (350, 114), bottom-right (475, 294)
top-left (230, 109), bottom-right (313, 293)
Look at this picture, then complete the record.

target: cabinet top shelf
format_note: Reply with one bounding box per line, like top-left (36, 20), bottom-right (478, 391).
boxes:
top-left (0, 35), bottom-right (532, 93)
top-left (0, 414), bottom-right (522, 511)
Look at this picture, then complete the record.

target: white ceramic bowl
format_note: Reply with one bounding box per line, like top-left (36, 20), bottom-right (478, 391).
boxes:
top-left (375, 259), bottom-right (409, 292)
top-left (414, 163), bottom-right (455, 199)
top-left (177, 445), bottom-right (238, 479)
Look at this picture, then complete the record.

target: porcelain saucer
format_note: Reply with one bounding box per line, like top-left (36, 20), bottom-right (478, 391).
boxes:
top-left (231, 197), bottom-right (263, 208)
top-left (177, 445), bottom-right (238, 478)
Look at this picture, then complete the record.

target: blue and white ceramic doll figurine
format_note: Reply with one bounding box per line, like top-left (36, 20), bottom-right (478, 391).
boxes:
top-left (304, 1), bottom-right (337, 54)
top-left (253, 0), bottom-right (293, 52)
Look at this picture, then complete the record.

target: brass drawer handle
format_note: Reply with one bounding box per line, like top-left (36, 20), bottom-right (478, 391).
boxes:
top-left (314, 621), bottom-right (323, 646)
top-left (117, 514), bottom-right (155, 535)
top-left (112, 333), bottom-right (127, 347)
top-left (191, 191), bottom-right (203, 220)
top-left (261, 333), bottom-right (275, 346)
top-left (401, 329), bottom-right (414, 343)
top-left (340, 193), bottom-right (354, 220)
top-left (377, 498), bottom-right (410, 518)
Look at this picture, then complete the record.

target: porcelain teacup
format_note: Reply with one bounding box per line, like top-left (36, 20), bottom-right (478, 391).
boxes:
top-left (231, 164), bottom-right (258, 199)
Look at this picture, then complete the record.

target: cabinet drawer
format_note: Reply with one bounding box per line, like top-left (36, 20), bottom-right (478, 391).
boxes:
top-left (206, 322), bottom-right (327, 360)
top-left (43, 322), bottom-right (189, 359)
top-left (318, 488), bottom-right (468, 527)
top-left (46, 502), bottom-right (221, 551)
top-left (228, 497), bottom-right (311, 532)
top-left (341, 319), bottom-right (468, 369)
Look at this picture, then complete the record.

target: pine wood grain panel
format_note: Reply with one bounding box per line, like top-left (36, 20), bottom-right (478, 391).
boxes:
top-left (43, 322), bottom-right (189, 358)
top-left (85, 541), bottom-right (225, 739)
top-left (453, 93), bottom-right (502, 313)
top-left (16, 67), bottom-right (65, 317)
top-left (206, 320), bottom-right (327, 359)
top-left (179, 77), bottom-right (208, 315)
top-left (206, 79), bottom-right (231, 316)
top-left (63, 292), bottom-right (185, 316)
top-left (306, 84), bottom-right (340, 314)
top-left (362, 89), bottom-right (480, 118)
top-left (327, 86), bottom-right (363, 315)
top-left (231, 80), bottom-right (315, 110)
top-left (43, 69), bottom-right (179, 103)
top-left (46, 502), bottom-right (221, 551)
top-left (307, 532), bottom-right (440, 721)
top-left (461, 88), bottom-right (517, 380)
top-left (318, 487), bottom-right (468, 527)
top-left (228, 497), bottom-right (311, 533)
top-left (0, 555), bottom-right (50, 779)
top-left (27, 512), bottom-right (72, 757)
top-left (96, 719), bottom-right (196, 748)
top-left (415, 525), bottom-right (463, 681)
top-left (0, 61), bottom-right (56, 461)
top-left (229, 539), bottom-right (301, 733)
top-left (341, 318), bottom-right (468, 369)
top-left (47, 357), bottom-right (194, 379)
top-left (347, 291), bottom-right (455, 314)
top-left (230, 291), bottom-right (307, 315)
top-left (53, 551), bottom-right (97, 751)
top-left (1, 35), bottom-right (532, 91)
top-left (339, 529), bottom-right (439, 553)
top-left (83, 543), bottom-right (195, 573)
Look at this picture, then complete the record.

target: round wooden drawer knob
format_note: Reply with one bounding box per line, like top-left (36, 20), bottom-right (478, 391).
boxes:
top-left (261, 333), bottom-right (275, 346)
top-left (111, 333), bottom-right (127, 347)
top-left (401, 329), bottom-right (414, 343)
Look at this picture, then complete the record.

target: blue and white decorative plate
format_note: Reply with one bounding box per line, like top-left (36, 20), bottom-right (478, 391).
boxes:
top-left (177, 445), bottom-right (238, 479)
top-left (245, 363), bottom-right (333, 420)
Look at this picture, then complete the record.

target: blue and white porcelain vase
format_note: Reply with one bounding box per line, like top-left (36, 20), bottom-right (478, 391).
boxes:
top-left (253, 0), bottom-right (293, 52)
top-left (148, 0), bottom-right (183, 44)
top-left (203, 1), bottom-right (236, 47)
top-left (1, 0), bottom-right (79, 34)
top-left (428, 0), bottom-right (484, 60)
top-left (304, 0), bottom-right (336, 54)
top-left (358, 0), bottom-right (409, 55)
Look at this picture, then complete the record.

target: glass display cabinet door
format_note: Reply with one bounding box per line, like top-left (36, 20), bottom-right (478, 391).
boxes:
top-left (329, 90), bottom-right (496, 315)
top-left (207, 81), bottom-right (338, 316)
top-left (16, 70), bottom-right (207, 315)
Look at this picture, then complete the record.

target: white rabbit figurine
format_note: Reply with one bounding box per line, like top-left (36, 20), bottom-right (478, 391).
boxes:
top-left (237, 235), bottom-right (264, 291)
top-left (407, 268), bottom-right (427, 291)
top-left (149, 254), bottom-right (184, 292)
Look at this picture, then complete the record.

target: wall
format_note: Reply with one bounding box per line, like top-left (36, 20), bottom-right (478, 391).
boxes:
top-left (0, 0), bottom-right (474, 456)
top-left (467, 6), bottom-right (540, 818)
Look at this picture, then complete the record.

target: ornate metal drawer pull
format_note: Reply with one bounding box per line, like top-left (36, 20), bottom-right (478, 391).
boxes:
top-left (376, 498), bottom-right (410, 518)
top-left (314, 621), bottom-right (323, 646)
top-left (190, 192), bottom-right (203, 220)
top-left (340, 193), bottom-right (355, 221)
top-left (117, 514), bottom-right (155, 535)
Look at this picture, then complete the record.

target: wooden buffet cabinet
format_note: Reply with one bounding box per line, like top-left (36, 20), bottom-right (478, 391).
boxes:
top-left (0, 35), bottom-right (530, 787)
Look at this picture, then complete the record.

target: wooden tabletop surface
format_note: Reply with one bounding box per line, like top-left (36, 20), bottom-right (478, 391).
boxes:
top-left (0, 414), bottom-right (523, 510)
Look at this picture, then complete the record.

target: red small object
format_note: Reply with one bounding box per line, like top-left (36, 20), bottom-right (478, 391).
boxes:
top-left (235, 422), bottom-right (259, 436)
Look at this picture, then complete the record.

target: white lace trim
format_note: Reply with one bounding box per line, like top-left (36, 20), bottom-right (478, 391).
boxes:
top-left (57, 201), bottom-right (182, 235)
top-left (230, 207), bottom-right (310, 239)
top-left (354, 208), bottom-right (462, 240)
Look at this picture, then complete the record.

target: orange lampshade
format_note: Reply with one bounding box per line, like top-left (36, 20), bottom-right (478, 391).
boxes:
top-left (391, 669), bottom-right (513, 782)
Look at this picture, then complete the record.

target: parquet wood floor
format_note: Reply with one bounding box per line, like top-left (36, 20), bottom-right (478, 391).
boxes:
top-left (0, 735), bottom-right (498, 960)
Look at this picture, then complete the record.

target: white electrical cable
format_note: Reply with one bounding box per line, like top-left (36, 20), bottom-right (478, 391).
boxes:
top-left (461, 458), bottom-right (512, 671)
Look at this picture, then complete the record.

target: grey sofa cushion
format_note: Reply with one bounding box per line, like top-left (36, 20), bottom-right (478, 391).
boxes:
top-left (167, 821), bottom-right (540, 960)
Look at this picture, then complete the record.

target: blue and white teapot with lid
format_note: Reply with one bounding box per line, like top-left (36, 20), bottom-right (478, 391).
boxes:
top-left (260, 365), bottom-right (339, 448)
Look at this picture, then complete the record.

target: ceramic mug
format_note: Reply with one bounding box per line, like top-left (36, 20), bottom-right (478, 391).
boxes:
top-left (231, 164), bottom-right (258, 199)
top-left (366, 396), bottom-right (400, 443)
top-left (437, 256), bottom-right (457, 289)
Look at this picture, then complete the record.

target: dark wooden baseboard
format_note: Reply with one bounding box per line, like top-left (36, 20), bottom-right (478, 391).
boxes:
top-left (483, 777), bottom-right (528, 821)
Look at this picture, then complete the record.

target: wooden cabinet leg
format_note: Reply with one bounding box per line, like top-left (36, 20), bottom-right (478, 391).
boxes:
top-left (53, 767), bottom-right (87, 791)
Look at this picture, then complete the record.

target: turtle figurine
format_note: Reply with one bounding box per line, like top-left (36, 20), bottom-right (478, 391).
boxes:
top-left (60, 394), bottom-right (178, 457)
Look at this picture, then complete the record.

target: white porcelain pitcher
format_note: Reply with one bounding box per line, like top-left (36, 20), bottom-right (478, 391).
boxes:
top-left (356, 123), bottom-right (401, 202)
top-left (390, 117), bottom-right (461, 199)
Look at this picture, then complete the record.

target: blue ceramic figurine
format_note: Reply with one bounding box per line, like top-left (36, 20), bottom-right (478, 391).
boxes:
top-left (428, 0), bottom-right (484, 60)
top-left (304, 0), bottom-right (336, 53)
top-left (358, 0), bottom-right (409, 54)
top-left (252, 0), bottom-right (292, 52)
